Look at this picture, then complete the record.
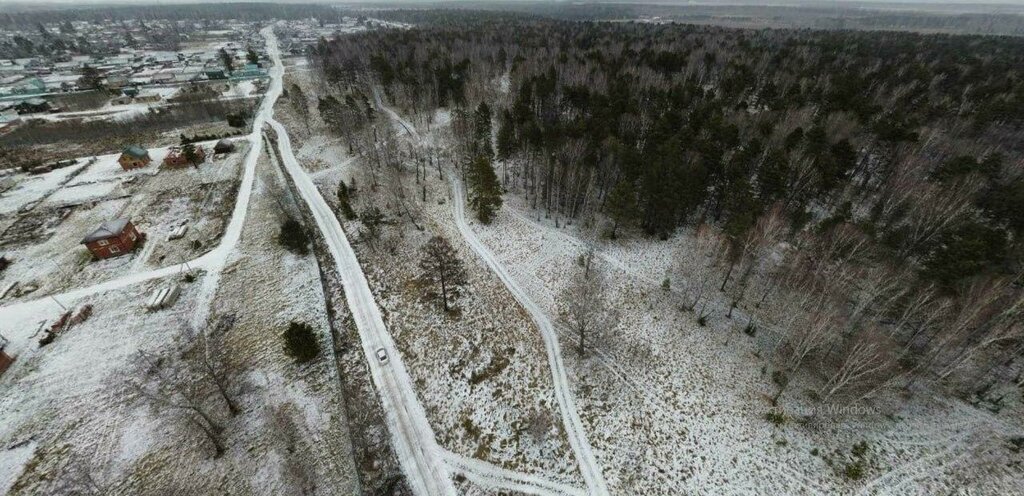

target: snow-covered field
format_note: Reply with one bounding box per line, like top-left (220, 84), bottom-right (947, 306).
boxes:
top-left (0, 153), bottom-right (360, 495)
top-left (465, 188), bottom-right (1024, 495)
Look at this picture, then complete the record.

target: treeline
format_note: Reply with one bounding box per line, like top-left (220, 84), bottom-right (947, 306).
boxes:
top-left (0, 99), bottom-right (252, 167)
top-left (0, 3), bottom-right (346, 28)
top-left (314, 15), bottom-right (1024, 407)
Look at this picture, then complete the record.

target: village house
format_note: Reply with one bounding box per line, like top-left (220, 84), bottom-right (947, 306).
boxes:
top-left (162, 145), bottom-right (206, 168)
top-left (118, 146), bottom-right (151, 170)
top-left (81, 219), bottom-right (143, 260)
top-left (133, 91), bottom-right (162, 104)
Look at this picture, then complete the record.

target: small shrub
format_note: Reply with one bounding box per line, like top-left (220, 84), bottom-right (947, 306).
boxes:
top-left (226, 111), bottom-right (249, 127)
top-left (697, 316), bottom-right (707, 326)
top-left (661, 278), bottom-right (671, 291)
top-left (279, 217), bottom-right (310, 255)
top-left (765, 411), bottom-right (786, 426)
top-left (844, 460), bottom-right (865, 480)
top-left (772, 370), bottom-right (789, 389)
top-left (743, 323), bottom-right (757, 336)
top-left (283, 321), bottom-right (320, 363)
top-left (182, 272), bottom-right (196, 283)
top-left (852, 441), bottom-right (869, 458)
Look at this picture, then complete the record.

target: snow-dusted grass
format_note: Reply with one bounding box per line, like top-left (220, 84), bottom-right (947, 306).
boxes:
top-left (469, 190), bottom-right (1024, 495)
top-left (0, 161), bottom-right (90, 215)
top-left (0, 271), bottom-right (207, 494)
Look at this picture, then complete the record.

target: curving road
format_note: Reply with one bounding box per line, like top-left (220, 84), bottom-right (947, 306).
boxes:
top-left (450, 177), bottom-right (610, 496)
top-left (263, 31), bottom-right (456, 495)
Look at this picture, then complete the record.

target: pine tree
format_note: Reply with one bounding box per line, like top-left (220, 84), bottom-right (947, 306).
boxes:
top-left (282, 321), bottom-right (320, 363)
top-left (605, 180), bottom-right (638, 239)
top-left (473, 102), bottom-right (492, 157)
top-left (218, 47), bottom-right (233, 73)
top-left (182, 143), bottom-right (202, 167)
top-left (279, 218), bottom-right (310, 255)
top-left (467, 155), bottom-right (502, 224)
top-left (496, 109), bottom-right (516, 160)
top-left (336, 180), bottom-right (357, 220)
top-left (419, 236), bottom-right (467, 311)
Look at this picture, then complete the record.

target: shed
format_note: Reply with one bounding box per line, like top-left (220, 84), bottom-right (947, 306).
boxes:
top-left (118, 145), bottom-right (151, 170)
top-left (213, 139), bottom-right (235, 154)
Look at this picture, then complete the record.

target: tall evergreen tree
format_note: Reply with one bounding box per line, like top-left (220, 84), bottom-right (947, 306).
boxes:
top-left (467, 155), bottom-right (503, 224)
top-left (605, 180), bottom-right (639, 239)
top-left (419, 236), bottom-right (468, 312)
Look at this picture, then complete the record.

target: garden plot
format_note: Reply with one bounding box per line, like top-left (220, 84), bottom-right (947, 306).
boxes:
top-left (0, 198), bottom-right (130, 302)
top-left (0, 273), bottom-right (206, 494)
top-left (0, 154), bottom-right (360, 495)
top-left (0, 161), bottom-right (90, 216)
top-left (469, 194), bottom-right (1024, 495)
top-left (0, 143), bottom-right (245, 305)
top-left (43, 181), bottom-right (124, 208)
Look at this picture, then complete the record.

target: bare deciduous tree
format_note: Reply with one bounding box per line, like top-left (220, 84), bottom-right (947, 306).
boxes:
top-left (131, 350), bottom-right (227, 458)
top-left (561, 257), bottom-right (619, 358)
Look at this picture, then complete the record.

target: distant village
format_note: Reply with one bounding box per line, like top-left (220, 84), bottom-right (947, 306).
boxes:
top-left (0, 16), bottom-right (373, 133)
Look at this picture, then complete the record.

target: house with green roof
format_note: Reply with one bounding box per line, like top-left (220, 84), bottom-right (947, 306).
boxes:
top-left (118, 146), bottom-right (151, 170)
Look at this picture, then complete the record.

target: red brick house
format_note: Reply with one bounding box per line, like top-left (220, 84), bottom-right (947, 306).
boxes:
top-left (118, 146), bottom-right (151, 170)
top-left (81, 219), bottom-right (143, 259)
top-left (162, 145), bottom-right (206, 169)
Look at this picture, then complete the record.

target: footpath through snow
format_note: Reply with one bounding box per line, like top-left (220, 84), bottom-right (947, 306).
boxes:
top-left (451, 177), bottom-right (610, 496)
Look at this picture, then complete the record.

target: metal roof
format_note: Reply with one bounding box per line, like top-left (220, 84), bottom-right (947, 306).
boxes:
top-left (122, 146), bottom-right (149, 159)
top-left (82, 219), bottom-right (131, 243)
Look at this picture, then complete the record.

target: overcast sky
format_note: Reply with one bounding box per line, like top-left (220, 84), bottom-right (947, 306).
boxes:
top-left (3, 0), bottom-right (1024, 8)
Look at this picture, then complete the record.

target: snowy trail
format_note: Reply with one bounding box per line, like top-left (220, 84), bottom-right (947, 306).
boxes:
top-left (451, 177), bottom-right (609, 496)
top-left (264, 35), bottom-right (460, 493)
top-left (373, 88), bottom-right (420, 141)
top-left (0, 25), bottom-right (284, 334)
top-left (267, 114), bottom-right (454, 496)
top-left (438, 450), bottom-right (586, 496)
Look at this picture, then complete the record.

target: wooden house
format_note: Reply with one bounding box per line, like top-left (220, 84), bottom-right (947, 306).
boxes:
top-left (82, 219), bottom-right (143, 259)
top-left (118, 146), bottom-right (151, 170)
top-left (163, 145), bottom-right (206, 168)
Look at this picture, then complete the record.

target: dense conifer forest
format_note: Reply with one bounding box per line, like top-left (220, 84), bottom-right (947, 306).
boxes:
top-left (312, 12), bottom-right (1024, 406)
